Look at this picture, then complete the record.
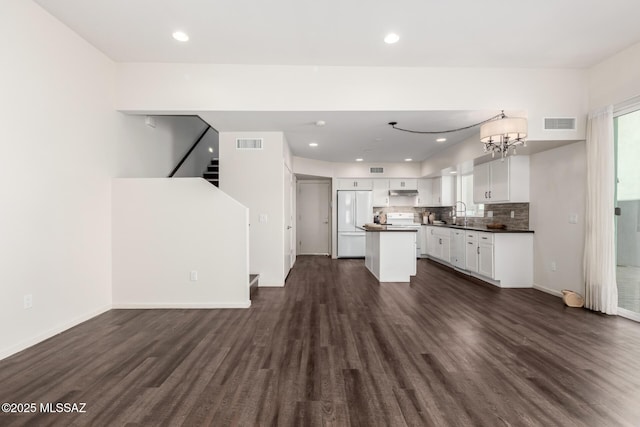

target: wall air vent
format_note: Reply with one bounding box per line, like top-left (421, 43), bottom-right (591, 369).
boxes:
top-left (544, 117), bottom-right (576, 130)
top-left (370, 167), bottom-right (384, 174)
top-left (236, 138), bottom-right (264, 150)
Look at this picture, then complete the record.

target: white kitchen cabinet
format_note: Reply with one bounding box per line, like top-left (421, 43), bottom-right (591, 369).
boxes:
top-left (372, 179), bottom-right (390, 207)
top-left (431, 176), bottom-right (455, 206)
top-left (473, 156), bottom-right (529, 204)
top-left (477, 233), bottom-right (494, 278)
top-left (416, 179), bottom-right (432, 206)
top-left (420, 225), bottom-right (429, 255)
top-left (465, 232), bottom-right (479, 272)
top-left (337, 179), bottom-right (373, 190)
top-left (450, 229), bottom-right (465, 268)
top-left (465, 232), bottom-right (494, 278)
top-left (389, 178), bottom-right (418, 190)
top-left (431, 226), bottom-right (533, 287)
top-left (426, 226), bottom-right (450, 263)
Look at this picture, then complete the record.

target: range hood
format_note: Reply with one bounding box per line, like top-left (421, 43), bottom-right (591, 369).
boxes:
top-left (389, 189), bottom-right (419, 197)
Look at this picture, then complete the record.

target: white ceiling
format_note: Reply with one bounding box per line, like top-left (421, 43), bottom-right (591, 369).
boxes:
top-left (34, 0), bottom-right (640, 163)
top-left (199, 110), bottom-right (501, 163)
top-left (35, 0), bottom-right (640, 68)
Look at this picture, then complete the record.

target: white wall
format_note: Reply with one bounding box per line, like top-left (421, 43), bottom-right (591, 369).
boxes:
top-left (219, 132), bottom-right (286, 286)
top-left (589, 40), bottom-right (640, 109)
top-left (112, 179), bottom-right (250, 307)
top-left (116, 63), bottom-right (588, 142)
top-left (529, 141), bottom-right (587, 296)
top-left (117, 115), bottom-right (208, 178)
top-left (0, 0), bottom-right (117, 359)
top-left (293, 156), bottom-right (422, 178)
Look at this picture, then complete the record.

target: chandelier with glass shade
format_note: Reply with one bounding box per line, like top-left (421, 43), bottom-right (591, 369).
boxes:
top-left (480, 113), bottom-right (528, 159)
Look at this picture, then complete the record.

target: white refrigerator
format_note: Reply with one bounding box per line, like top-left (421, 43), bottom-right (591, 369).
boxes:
top-left (337, 190), bottom-right (373, 258)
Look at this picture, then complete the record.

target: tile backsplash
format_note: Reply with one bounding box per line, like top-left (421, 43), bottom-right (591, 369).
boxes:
top-left (374, 203), bottom-right (530, 230)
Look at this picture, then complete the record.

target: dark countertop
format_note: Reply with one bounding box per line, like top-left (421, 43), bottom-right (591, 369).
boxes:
top-left (422, 224), bottom-right (535, 233)
top-left (358, 226), bottom-right (418, 232)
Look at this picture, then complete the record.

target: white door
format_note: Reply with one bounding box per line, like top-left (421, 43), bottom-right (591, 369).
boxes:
top-left (297, 181), bottom-right (330, 255)
top-left (284, 166), bottom-right (294, 277)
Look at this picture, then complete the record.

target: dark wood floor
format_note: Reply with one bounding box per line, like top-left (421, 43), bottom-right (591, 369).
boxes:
top-left (2, 257), bottom-right (640, 426)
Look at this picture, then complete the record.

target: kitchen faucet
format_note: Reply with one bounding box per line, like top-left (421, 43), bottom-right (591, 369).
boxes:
top-left (454, 201), bottom-right (468, 226)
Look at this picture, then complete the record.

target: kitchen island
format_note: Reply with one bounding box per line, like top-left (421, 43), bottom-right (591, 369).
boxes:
top-left (361, 225), bottom-right (417, 282)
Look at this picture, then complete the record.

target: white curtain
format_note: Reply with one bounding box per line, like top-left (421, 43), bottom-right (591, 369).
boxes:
top-left (583, 105), bottom-right (618, 314)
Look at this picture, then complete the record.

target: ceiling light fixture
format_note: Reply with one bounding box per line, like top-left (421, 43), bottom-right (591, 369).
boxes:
top-left (436, 138), bottom-right (447, 142)
top-left (355, 158), bottom-right (364, 162)
top-left (315, 120), bottom-right (326, 127)
top-left (404, 158), bottom-right (412, 162)
top-left (208, 147), bottom-right (213, 153)
top-left (480, 112), bottom-right (528, 159)
top-left (450, 171), bottom-right (458, 174)
top-left (384, 33), bottom-right (400, 44)
top-left (309, 142), bottom-right (318, 147)
top-left (172, 31), bottom-right (189, 42)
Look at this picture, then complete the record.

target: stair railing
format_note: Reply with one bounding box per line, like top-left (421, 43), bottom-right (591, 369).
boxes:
top-left (167, 125), bottom-right (212, 178)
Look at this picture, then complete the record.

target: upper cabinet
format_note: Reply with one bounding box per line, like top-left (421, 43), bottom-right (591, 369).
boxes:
top-left (336, 179), bottom-right (373, 190)
top-left (473, 156), bottom-right (529, 204)
top-left (372, 179), bottom-right (390, 207)
top-left (416, 179), bottom-right (432, 206)
top-left (416, 177), bottom-right (454, 207)
top-left (388, 178), bottom-right (418, 190)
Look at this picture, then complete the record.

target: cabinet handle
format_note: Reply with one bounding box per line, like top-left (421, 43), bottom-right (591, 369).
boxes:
top-left (482, 237), bottom-right (488, 240)
top-left (489, 190), bottom-right (492, 198)
top-left (485, 191), bottom-right (488, 198)
top-left (354, 181), bottom-right (357, 187)
top-left (468, 242), bottom-right (473, 245)
top-left (477, 247), bottom-right (480, 254)
top-left (439, 238), bottom-right (442, 244)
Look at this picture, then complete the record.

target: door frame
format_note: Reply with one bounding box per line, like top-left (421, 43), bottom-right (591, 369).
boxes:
top-left (296, 179), bottom-right (332, 256)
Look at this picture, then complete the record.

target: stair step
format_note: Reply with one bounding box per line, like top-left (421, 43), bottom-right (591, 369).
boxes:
top-left (205, 179), bottom-right (219, 187)
top-left (250, 274), bottom-right (260, 299)
top-left (207, 165), bottom-right (219, 172)
top-left (203, 172), bottom-right (219, 179)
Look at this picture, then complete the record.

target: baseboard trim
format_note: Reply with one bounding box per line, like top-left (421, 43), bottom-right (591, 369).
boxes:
top-left (618, 308), bottom-right (640, 323)
top-left (258, 283), bottom-right (285, 287)
top-left (0, 304), bottom-right (112, 361)
top-left (112, 301), bottom-right (251, 309)
top-left (533, 284), bottom-right (563, 297)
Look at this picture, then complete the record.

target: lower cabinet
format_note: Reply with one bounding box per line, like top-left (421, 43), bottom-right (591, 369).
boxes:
top-left (429, 227), bottom-right (533, 288)
top-left (426, 226), bottom-right (450, 263)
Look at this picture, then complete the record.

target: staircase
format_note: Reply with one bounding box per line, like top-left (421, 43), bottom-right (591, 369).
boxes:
top-left (203, 158), bottom-right (219, 187)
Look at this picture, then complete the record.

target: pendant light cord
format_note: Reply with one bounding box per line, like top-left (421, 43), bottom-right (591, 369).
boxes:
top-left (388, 111), bottom-right (505, 135)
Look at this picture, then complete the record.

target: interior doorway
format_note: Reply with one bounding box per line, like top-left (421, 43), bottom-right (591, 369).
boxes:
top-left (297, 180), bottom-right (331, 255)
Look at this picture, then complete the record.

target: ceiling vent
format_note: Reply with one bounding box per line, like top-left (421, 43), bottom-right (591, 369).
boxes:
top-left (370, 167), bottom-right (384, 174)
top-left (544, 117), bottom-right (576, 130)
top-left (236, 138), bottom-right (263, 150)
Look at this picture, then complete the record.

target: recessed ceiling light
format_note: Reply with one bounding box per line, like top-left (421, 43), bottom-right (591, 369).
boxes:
top-left (450, 171), bottom-right (458, 174)
top-left (436, 138), bottom-right (447, 142)
top-left (172, 31), bottom-right (189, 42)
top-left (404, 158), bottom-right (413, 162)
top-left (355, 158), bottom-right (364, 162)
top-left (309, 142), bottom-right (318, 147)
top-left (208, 147), bottom-right (213, 153)
top-left (384, 33), bottom-right (400, 44)
top-left (315, 120), bottom-right (326, 127)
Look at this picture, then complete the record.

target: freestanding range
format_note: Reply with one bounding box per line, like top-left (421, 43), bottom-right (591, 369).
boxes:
top-left (337, 190), bottom-right (373, 257)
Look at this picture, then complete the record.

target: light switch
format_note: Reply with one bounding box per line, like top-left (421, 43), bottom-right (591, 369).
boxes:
top-left (259, 214), bottom-right (268, 223)
top-left (568, 214), bottom-right (578, 224)
top-left (510, 211), bottom-right (515, 218)
top-left (190, 270), bottom-right (198, 281)
top-left (487, 211), bottom-right (493, 218)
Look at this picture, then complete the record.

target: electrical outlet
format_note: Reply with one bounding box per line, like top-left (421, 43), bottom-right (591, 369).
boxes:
top-left (190, 270), bottom-right (198, 281)
top-left (24, 294), bottom-right (33, 309)
top-left (511, 211), bottom-right (515, 218)
top-left (487, 211), bottom-right (493, 218)
top-left (551, 262), bottom-right (557, 272)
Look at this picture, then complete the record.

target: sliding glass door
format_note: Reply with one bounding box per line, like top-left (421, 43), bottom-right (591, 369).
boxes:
top-left (614, 108), bottom-right (640, 316)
